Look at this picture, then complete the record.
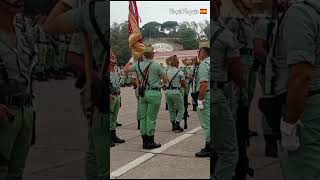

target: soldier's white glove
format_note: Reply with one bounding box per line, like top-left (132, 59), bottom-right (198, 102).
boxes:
top-left (197, 99), bottom-right (204, 110)
top-left (128, 57), bottom-right (135, 64)
top-left (280, 118), bottom-right (303, 151)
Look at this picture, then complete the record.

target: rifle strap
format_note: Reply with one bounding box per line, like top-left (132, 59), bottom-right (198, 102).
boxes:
top-left (89, 0), bottom-right (108, 76)
top-left (168, 70), bottom-right (180, 88)
top-left (138, 61), bottom-right (152, 87)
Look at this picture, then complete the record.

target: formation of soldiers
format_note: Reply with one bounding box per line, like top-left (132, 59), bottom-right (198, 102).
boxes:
top-left (1, 0), bottom-right (320, 179)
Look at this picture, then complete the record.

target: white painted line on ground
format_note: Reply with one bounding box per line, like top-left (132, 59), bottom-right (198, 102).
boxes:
top-left (185, 126), bottom-right (202, 134)
top-left (110, 153), bottom-right (155, 179)
top-left (110, 126), bottom-right (202, 179)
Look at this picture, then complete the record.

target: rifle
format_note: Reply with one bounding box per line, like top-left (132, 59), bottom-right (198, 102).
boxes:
top-left (83, 32), bottom-right (95, 126)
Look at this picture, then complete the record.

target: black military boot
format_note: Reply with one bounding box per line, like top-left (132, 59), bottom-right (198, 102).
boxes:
top-left (171, 121), bottom-right (176, 131)
top-left (234, 157), bottom-right (254, 180)
top-left (137, 120), bottom-right (140, 130)
top-left (110, 135), bottom-right (115, 147)
top-left (193, 105), bottom-right (197, 111)
top-left (111, 142), bottom-right (115, 147)
top-left (144, 136), bottom-right (161, 149)
top-left (195, 142), bottom-right (210, 157)
top-left (183, 117), bottom-right (188, 129)
top-left (264, 135), bottom-right (278, 158)
top-left (111, 130), bottom-right (125, 144)
top-left (116, 122), bottom-right (122, 127)
top-left (174, 122), bottom-right (184, 133)
top-left (142, 135), bottom-right (148, 149)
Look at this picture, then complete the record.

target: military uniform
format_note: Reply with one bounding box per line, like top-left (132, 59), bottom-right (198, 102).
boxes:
top-left (63, 1), bottom-right (109, 179)
top-left (211, 20), bottom-right (239, 180)
top-left (110, 70), bottom-right (125, 144)
top-left (195, 57), bottom-right (210, 144)
top-left (130, 53), bottom-right (165, 149)
top-left (180, 65), bottom-right (190, 129)
top-left (166, 66), bottom-right (185, 132)
top-left (272, 1), bottom-right (320, 179)
top-left (0, 13), bottom-right (37, 180)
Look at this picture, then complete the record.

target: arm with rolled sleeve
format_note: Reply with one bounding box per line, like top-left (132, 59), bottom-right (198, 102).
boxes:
top-left (283, 5), bottom-right (316, 124)
top-left (198, 61), bottom-right (209, 100)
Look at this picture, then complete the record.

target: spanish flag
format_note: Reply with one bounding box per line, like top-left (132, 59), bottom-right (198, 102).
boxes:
top-left (200, 9), bottom-right (207, 14)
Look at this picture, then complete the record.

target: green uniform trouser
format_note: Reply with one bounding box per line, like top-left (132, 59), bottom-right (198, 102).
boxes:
top-left (139, 90), bottom-right (161, 136)
top-left (212, 87), bottom-right (238, 180)
top-left (166, 90), bottom-right (184, 123)
top-left (283, 95), bottom-right (320, 180)
top-left (86, 108), bottom-right (110, 180)
top-left (197, 93), bottom-right (210, 143)
top-left (257, 68), bottom-right (273, 135)
top-left (239, 55), bottom-right (256, 111)
top-left (135, 89), bottom-right (140, 122)
top-left (0, 106), bottom-right (34, 180)
top-left (223, 82), bottom-right (239, 121)
top-left (110, 95), bottom-right (121, 130)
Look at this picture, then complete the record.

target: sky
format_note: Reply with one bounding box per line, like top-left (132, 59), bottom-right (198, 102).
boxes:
top-left (110, 1), bottom-right (210, 26)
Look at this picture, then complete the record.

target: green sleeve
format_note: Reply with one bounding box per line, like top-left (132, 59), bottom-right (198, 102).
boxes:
top-left (254, 19), bottom-right (268, 40)
top-left (221, 30), bottom-right (240, 59)
top-left (157, 63), bottom-right (165, 77)
top-left (63, 5), bottom-right (87, 32)
top-left (130, 63), bottom-right (137, 72)
top-left (283, 5), bottom-right (318, 65)
top-left (198, 63), bottom-right (209, 83)
top-left (179, 71), bottom-right (185, 80)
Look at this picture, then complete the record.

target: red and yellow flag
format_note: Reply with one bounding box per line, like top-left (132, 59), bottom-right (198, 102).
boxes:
top-left (128, 1), bottom-right (143, 43)
top-left (200, 9), bottom-right (207, 14)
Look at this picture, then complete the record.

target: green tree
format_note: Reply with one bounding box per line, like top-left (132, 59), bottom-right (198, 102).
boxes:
top-left (161, 21), bottom-right (178, 37)
top-left (176, 24), bottom-right (198, 50)
top-left (141, 21), bottom-right (161, 39)
top-left (110, 21), bottom-right (131, 66)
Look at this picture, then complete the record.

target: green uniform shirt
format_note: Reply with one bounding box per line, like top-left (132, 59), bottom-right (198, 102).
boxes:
top-left (280, 0), bottom-right (320, 92)
top-left (225, 17), bottom-right (254, 65)
top-left (195, 57), bottom-right (210, 92)
top-left (131, 59), bottom-right (165, 89)
top-left (110, 71), bottom-right (121, 93)
top-left (167, 67), bottom-right (185, 89)
top-left (64, 1), bottom-right (107, 66)
top-left (213, 21), bottom-right (240, 82)
top-left (0, 15), bottom-right (37, 96)
top-left (180, 67), bottom-right (188, 84)
top-left (254, 18), bottom-right (270, 41)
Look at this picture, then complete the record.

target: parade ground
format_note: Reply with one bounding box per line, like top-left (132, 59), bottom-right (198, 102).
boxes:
top-left (23, 78), bottom-right (284, 179)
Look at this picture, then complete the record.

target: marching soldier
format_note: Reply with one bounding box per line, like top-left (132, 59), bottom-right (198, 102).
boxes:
top-left (190, 56), bottom-right (200, 112)
top-left (164, 56), bottom-right (172, 111)
top-left (211, 0), bottom-right (245, 179)
top-left (110, 52), bottom-right (125, 145)
top-left (165, 55), bottom-right (186, 133)
top-left (0, 0), bottom-right (38, 179)
top-left (253, 0), bottom-right (291, 158)
top-left (267, 0), bottom-right (320, 179)
top-left (124, 45), bottom-right (169, 149)
top-left (125, 57), bottom-right (141, 129)
top-left (194, 42), bottom-right (211, 158)
top-left (221, 0), bottom-right (256, 179)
